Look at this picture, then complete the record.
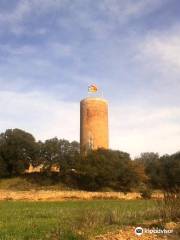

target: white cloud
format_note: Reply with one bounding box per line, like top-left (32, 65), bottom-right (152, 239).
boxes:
top-left (0, 41), bottom-right (73, 58)
top-left (48, 42), bottom-right (73, 58)
top-left (133, 28), bottom-right (180, 97)
top-left (0, 0), bottom-right (166, 37)
top-left (141, 33), bottom-right (180, 70)
top-left (0, 0), bottom-right (64, 24)
top-left (0, 0), bottom-right (67, 34)
top-left (110, 105), bottom-right (180, 157)
top-left (0, 44), bottom-right (37, 56)
top-left (0, 0), bottom-right (31, 24)
top-left (0, 91), bottom-right (79, 142)
top-left (100, 0), bottom-right (166, 23)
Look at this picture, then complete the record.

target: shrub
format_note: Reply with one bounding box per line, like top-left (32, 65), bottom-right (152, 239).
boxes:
top-left (75, 149), bottom-right (140, 191)
top-left (140, 187), bottom-right (152, 199)
top-left (157, 191), bottom-right (180, 223)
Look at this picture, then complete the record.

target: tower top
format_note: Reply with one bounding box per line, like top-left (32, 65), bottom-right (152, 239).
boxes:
top-left (81, 97), bottom-right (108, 104)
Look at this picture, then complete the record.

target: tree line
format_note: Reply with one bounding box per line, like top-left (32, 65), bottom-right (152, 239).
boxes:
top-left (0, 128), bottom-right (179, 192)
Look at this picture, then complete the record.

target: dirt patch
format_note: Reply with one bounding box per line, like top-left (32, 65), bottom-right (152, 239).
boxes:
top-left (93, 226), bottom-right (177, 240)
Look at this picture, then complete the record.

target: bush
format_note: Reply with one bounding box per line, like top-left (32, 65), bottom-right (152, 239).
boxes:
top-left (140, 187), bottom-right (152, 199)
top-left (157, 191), bottom-right (180, 223)
top-left (74, 149), bottom-right (141, 191)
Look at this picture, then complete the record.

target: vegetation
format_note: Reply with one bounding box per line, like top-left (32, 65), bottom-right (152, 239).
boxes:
top-left (0, 128), bottom-right (179, 239)
top-left (139, 185), bottom-right (152, 199)
top-left (72, 149), bottom-right (146, 192)
top-left (134, 152), bottom-right (180, 192)
top-left (0, 129), bottom-right (37, 177)
top-left (157, 192), bottom-right (180, 224)
top-left (0, 200), bottom-right (161, 240)
top-left (0, 128), bottom-right (179, 194)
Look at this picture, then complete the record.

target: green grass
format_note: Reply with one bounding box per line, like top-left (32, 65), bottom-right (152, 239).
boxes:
top-left (0, 200), bottom-right (159, 240)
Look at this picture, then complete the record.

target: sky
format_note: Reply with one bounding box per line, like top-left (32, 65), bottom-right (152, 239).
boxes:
top-left (0, 0), bottom-right (180, 158)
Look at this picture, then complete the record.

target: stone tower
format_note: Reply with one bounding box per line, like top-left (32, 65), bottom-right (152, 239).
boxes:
top-left (80, 97), bottom-right (109, 154)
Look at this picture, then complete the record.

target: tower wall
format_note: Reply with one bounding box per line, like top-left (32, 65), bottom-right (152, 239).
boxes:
top-left (80, 97), bottom-right (109, 153)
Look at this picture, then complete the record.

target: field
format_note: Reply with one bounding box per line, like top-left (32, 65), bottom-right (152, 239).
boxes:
top-left (0, 200), bottom-right (178, 240)
top-left (0, 178), bottom-right (179, 239)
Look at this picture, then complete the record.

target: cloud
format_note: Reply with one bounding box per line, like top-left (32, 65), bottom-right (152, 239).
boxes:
top-left (99, 0), bottom-right (167, 24)
top-left (0, 41), bottom-right (73, 59)
top-left (141, 33), bottom-right (180, 71)
top-left (0, 0), bottom-right (65, 24)
top-left (0, 91), bottom-right (79, 142)
top-left (0, 0), bottom-right (30, 24)
top-left (0, 0), bottom-right (66, 35)
top-left (0, 0), bottom-right (167, 37)
top-left (0, 41), bottom-right (74, 87)
top-left (110, 105), bottom-right (180, 157)
top-left (127, 27), bottom-right (180, 106)
top-left (0, 44), bottom-right (37, 56)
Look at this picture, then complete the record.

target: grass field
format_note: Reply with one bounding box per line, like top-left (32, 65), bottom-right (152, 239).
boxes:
top-left (0, 178), bottom-right (179, 239)
top-left (0, 200), bottom-right (160, 240)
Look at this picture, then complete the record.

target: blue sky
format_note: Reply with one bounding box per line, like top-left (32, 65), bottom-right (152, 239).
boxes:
top-left (0, 0), bottom-right (180, 157)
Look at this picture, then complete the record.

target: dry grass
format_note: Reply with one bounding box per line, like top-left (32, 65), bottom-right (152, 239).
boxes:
top-left (0, 177), bottom-right (164, 201)
top-left (0, 189), bottom-right (142, 201)
top-left (156, 192), bottom-right (180, 223)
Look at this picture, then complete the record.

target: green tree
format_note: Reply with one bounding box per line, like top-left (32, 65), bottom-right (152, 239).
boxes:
top-left (135, 152), bottom-right (180, 192)
top-left (38, 138), bottom-right (80, 174)
top-left (159, 152), bottom-right (180, 192)
top-left (0, 155), bottom-right (7, 177)
top-left (74, 149), bottom-right (141, 191)
top-left (38, 138), bottom-right (60, 170)
top-left (0, 129), bottom-right (38, 176)
top-left (134, 152), bottom-right (160, 188)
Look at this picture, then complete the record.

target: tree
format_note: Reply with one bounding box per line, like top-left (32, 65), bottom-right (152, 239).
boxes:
top-left (159, 152), bottom-right (180, 192)
top-left (0, 155), bottom-right (7, 177)
top-left (38, 138), bottom-right (60, 170)
top-left (37, 138), bottom-right (80, 174)
top-left (74, 149), bottom-right (141, 191)
top-left (135, 152), bottom-right (180, 192)
top-left (0, 129), bottom-right (38, 176)
top-left (134, 152), bottom-right (160, 188)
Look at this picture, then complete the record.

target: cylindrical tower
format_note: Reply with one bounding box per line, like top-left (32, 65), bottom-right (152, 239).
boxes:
top-left (80, 97), bottom-right (109, 153)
